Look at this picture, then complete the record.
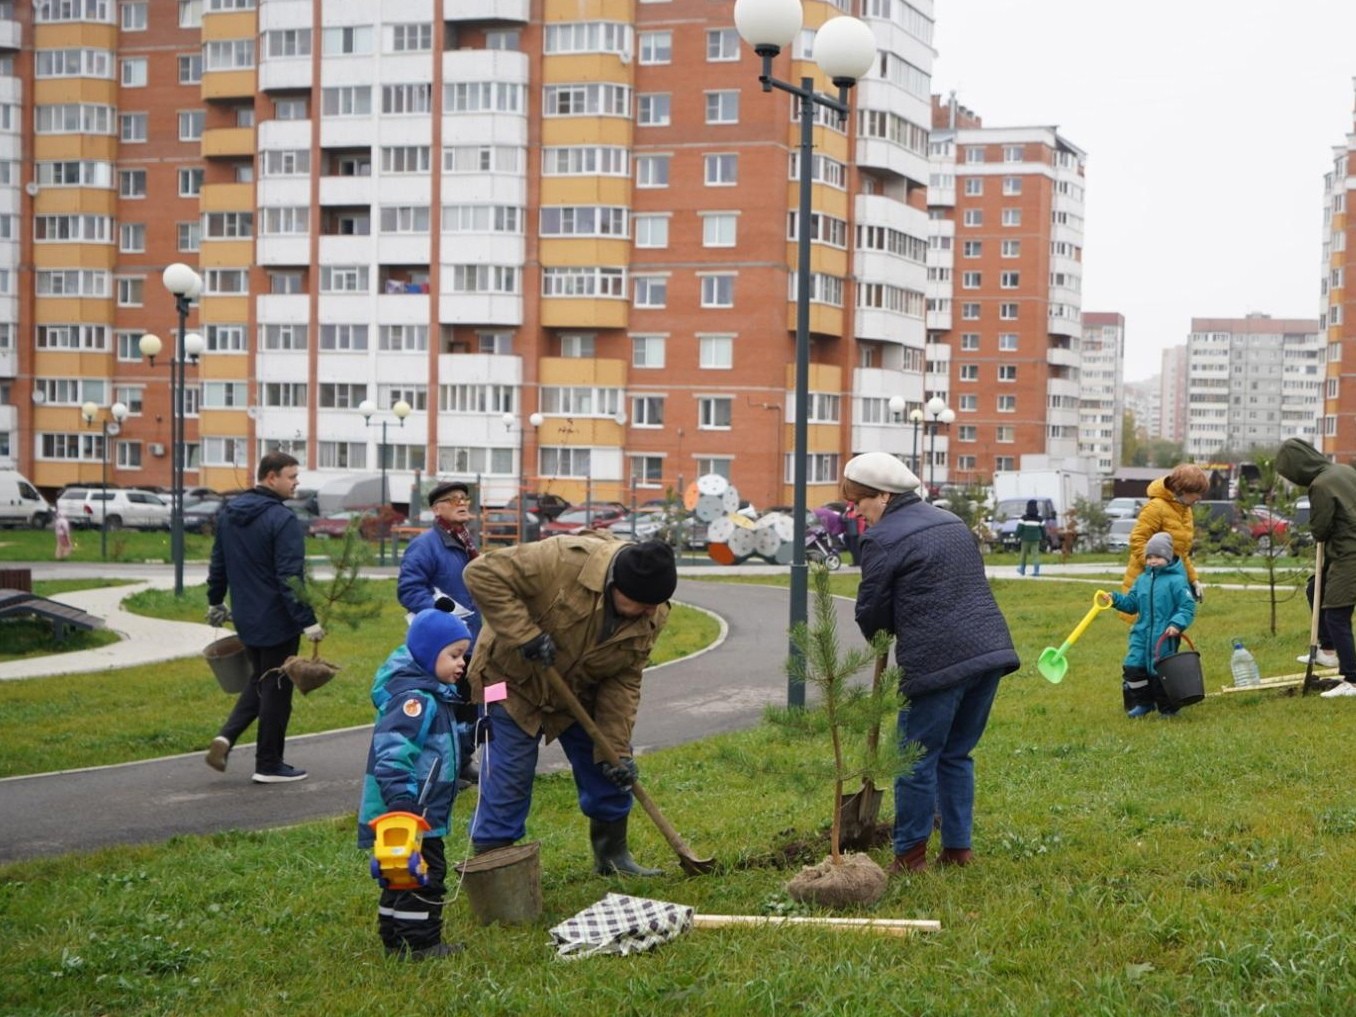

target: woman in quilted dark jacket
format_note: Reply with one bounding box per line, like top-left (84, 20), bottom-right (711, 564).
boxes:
top-left (843, 452), bottom-right (1020, 875)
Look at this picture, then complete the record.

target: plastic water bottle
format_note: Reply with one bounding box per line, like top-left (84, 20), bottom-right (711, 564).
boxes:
top-left (1230, 640), bottom-right (1261, 688)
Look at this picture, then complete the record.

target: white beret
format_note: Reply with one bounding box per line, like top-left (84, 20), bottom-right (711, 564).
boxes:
top-left (843, 451), bottom-right (920, 494)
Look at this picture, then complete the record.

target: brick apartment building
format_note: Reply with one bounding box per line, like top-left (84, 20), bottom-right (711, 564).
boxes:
top-left (1321, 86), bottom-right (1356, 460)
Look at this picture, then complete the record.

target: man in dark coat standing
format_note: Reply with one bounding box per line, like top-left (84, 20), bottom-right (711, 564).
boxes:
top-left (204, 451), bottom-right (324, 782)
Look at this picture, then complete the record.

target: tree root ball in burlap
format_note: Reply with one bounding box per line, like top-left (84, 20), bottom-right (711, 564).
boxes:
top-left (785, 852), bottom-right (888, 907)
top-left (277, 656), bottom-right (340, 695)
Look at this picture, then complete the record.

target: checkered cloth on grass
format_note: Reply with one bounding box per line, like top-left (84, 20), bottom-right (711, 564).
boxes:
top-left (549, 893), bottom-right (693, 959)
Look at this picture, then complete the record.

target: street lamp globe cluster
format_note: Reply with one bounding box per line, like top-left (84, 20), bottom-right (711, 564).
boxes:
top-left (733, 0), bottom-right (876, 708)
top-left (81, 399), bottom-right (129, 561)
top-left (359, 398), bottom-right (412, 566)
top-left (923, 396), bottom-right (955, 497)
top-left (138, 262), bottom-right (205, 597)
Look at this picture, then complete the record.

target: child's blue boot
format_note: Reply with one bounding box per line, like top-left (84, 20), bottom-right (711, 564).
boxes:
top-left (1126, 704), bottom-right (1154, 718)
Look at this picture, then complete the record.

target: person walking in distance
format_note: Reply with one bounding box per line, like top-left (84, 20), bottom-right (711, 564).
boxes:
top-left (1016, 499), bottom-right (1044, 577)
top-left (204, 452), bottom-right (325, 783)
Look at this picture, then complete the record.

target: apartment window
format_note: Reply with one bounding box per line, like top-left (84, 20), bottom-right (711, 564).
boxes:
top-left (1002, 208), bottom-right (1022, 226)
top-left (539, 83), bottom-right (623, 116)
top-left (962, 240), bottom-right (982, 257)
top-left (178, 168), bottom-right (203, 196)
top-left (265, 28), bottom-right (310, 57)
top-left (260, 324), bottom-right (307, 351)
top-left (38, 324), bottom-right (109, 350)
top-left (1003, 176), bottom-right (1022, 195)
top-left (998, 333), bottom-right (1019, 351)
top-left (120, 57), bottom-right (146, 86)
top-left (696, 457), bottom-right (731, 481)
top-left (699, 274), bottom-right (735, 308)
top-left (446, 205), bottom-right (522, 233)
top-left (997, 395), bottom-right (1016, 412)
top-left (540, 447), bottom-right (591, 479)
top-left (202, 381), bottom-right (247, 408)
top-left (205, 212), bottom-right (253, 238)
top-left (178, 110), bottom-right (205, 141)
top-left (963, 177), bottom-right (982, 196)
top-left (317, 441), bottom-right (366, 469)
top-left (637, 94), bottom-right (670, 126)
top-left (443, 145), bottom-right (522, 174)
top-left (541, 267), bottom-right (625, 298)
top-left (959, 364), bottom-right (978, 381)
top-left (699, 334), bottom-right (733, 369)
top-left (543, 146), bottom-right (629, 177)
top-left (958, 426), bottom-right (977, 442)
top-left (999, 303), bottom-right (1018, 320)
top-left (177, 221), bottom-right (201, 252)
top-left (633, 215), bottom-right (668, 248)
top-left (275, 97), bottom-right (307, 120)
top-left (636, 155), bottom-right (670, 188)
top-left (178, 53), bottom-right (203, 83)
top-left (560, 334), bottom-right (595, 358)
top-left (120, 112), bottom-right (147, 142)
top-left (36, 103), bottom-right (114, 134)
top-left (204, 39), bottom-right (255, 70)
top-left (998, 365), bottom-right (1017, 382)
top-left (1001, 239), bottom-right (1020, 258)
top-left (707, 27), bottom-right (739, 60)
top-left (631, 336), bottom-right (665, 369)
top-left (639, 31), bottom-right (671, 64)
top-left (379, 206), bottom-right (430, 233)
top-left (962, 209), bottom-right (982, 227)
top-left (964, 146), bottom-right (984, 163)
top-left (485, 29), bottom-right (519, 50)
top-left (38, 160), bottom-right (112, 188)
top-left (116, 276), bottom-right (144, 306)
top-left (204, 270), bottom-right (248, 295)
top-left (1000, 271), bottom-right (1020, 288)
top-left (996, 426), bottom-right (1015, 443)
top-left (320, 266), bottom-right (370, 293)
top-left (319, 324), bottom-right (369, 351)
top-left (382, 83), bottom-right (432, 115)
top-left (633, 276), bottom-right (667, 308)
top-left (261, 382), bottom-right (307, 408)
top-left (959, 394), bottom-right (977, 411)
top-left (322, 25), bottom-right (373, 55)
top-left (120, 1), bottom-right (146, 30)
top-left (318, 383), bottom-right (369, 409)
top-left (448, 265), bottom-right (519, 294)
top-left (702, 213), bottom-right (737, 247)
top-left (960, 333), bottom-right (980, 351)
top-left (321, 86), bottom-right (372, 117)
top-left (118, 169), bottom-right (146, 197)
top-left (704, 154), bottom-right (737, 185)
top-left (378, 325), bottom-right (428, 352)
top-left (629, 455), bottom-right (664, 488)
top-left (961, 303), bottom-right (980, 320)
top-left (543, 21), bottom-right (632, 56)
top-left (269, 270), bottom-right (304, 294)
top-left (705, 91), bottom-right (739, 124)
top-left (961, 271), bottom-right (981, 289)
top-left (698, 396), bottom-right (733, 429)
top-left (390, 23), bottom-right (432, 52)
top-left (119, 223), bottom-right (145, 252)
top-left (381, 146), bottom-right (430, 174)
top-left (1003, 144), bottom-right (1024, 162)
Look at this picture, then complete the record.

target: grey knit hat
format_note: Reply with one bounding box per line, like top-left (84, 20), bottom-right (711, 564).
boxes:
top-left (1144, 532), bottom-right (1174, 562)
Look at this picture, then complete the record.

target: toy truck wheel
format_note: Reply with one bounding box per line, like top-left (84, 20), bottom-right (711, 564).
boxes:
top-left (370, 858), bottom-right (382, 880)
top-left (407, 853), bottom-right (422, 877)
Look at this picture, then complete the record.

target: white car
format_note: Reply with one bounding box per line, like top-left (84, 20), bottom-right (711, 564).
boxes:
top-left (1105, 497), bottom-right (1147, 520)
top-left (56, 487), bottom-right (171, 530)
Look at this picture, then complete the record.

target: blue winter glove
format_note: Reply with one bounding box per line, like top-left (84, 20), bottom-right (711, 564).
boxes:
top-left (601, 756), bottom-right (639, 790)
top-left (518, 632), bottom-right (556, 666)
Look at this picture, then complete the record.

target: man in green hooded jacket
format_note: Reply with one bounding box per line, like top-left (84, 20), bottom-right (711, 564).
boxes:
top-left (1276, 438), bottom-right (1356, 696)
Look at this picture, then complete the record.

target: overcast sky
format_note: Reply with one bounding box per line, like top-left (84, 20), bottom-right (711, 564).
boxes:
top-left (930, 0), bottom-right (1356, 382)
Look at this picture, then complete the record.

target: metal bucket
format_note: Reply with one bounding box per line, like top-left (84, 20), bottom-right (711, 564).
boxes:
top-left (204, 634), bottom-right (252, 695)
top-left (454, 842), bottom-right (542, 926)
top-left (1155, 632), bottom-right (1204, 708)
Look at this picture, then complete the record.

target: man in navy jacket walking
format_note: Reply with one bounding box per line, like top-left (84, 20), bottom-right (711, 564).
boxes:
top-left (205, 451), bottom-right (324, 783)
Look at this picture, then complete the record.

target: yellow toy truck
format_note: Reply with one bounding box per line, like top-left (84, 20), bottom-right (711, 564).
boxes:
top-left (368, 811), bottom-right (432, 891)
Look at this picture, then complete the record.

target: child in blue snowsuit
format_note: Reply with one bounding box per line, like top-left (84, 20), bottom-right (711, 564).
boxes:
top-left (358, 610), bottom-right (471, 960)
top-left (1106, 531), bottom-right (1196, 717)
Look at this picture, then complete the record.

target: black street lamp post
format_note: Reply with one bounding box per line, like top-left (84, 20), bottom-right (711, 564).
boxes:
top-left (923, 395), bottom-right (955, 498)
top-left (138, 263), bottom-right (204, 597)
top-left (735, 0), bottom-right (876, 709)
top-left (81, 400), bottom-right (128, 560)
top-left (358, 398), bottom-right (411, 566)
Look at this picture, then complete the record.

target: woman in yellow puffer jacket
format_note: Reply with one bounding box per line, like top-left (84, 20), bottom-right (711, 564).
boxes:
top-left (1120, 463), bottom-right (1210, 603)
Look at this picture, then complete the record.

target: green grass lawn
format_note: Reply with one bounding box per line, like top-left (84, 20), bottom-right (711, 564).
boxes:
top-left (5, 573), bottom-right (1356, 1015)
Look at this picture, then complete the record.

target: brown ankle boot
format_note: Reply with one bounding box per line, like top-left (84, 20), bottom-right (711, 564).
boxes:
top-left (937, 847), bottom-right (973, 867)
top-left (888, 840), bottom-right (928, 875)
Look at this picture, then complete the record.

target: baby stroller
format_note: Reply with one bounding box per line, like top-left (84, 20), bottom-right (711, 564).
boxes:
top-left (806, 525), bottom-right (843, 571)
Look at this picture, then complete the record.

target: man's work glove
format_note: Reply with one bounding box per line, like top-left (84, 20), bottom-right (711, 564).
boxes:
top-left (601, 756), bottom-right (639, 790)
top-left (1191, 581), bottom-right (1205, 604)
top-left (206, 604), bottom-right (230, 627)
top-left (303, 623), bottom-right (326, 642)
top-left (433, 594), bottom-right (455, 613)
top-left (518, 632), bottom-right (556, 666)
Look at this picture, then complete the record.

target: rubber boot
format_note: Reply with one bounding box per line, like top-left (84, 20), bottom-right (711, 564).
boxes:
top-left (472, 839), bottom-right (513, 855)
top-left (937, 847), bottom-right (973, 867)
top-left (888, 840), bottom-right (928, 875)
top-left (1033, 564), bottom-right (1040, 577)
top-left (1017, 565), bottom-right (1025, 576)
top-left (590, 817), bottom-right (662, 876)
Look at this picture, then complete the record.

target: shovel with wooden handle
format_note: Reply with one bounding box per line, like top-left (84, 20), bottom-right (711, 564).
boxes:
top-left (837, 653), bottom-right (889, 850)
top-left (1302, 542), bottom-right (1326, 697)
top-left (539, 664), bottom-right (716, 876)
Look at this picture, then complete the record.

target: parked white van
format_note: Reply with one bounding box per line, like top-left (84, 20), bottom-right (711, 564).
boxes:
top-left (0, 470), bottom-right (54, 528)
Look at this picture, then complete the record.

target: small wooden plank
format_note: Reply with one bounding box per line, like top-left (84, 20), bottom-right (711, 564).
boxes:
top-left (693, 914), bottom-right (940, 936)
top-left (1217, 667), bottom-right (1338, 694)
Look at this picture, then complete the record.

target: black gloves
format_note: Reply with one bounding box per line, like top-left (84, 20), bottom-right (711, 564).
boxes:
top-left (601, 756), bottom-right (639, 790)
top-left (518, 632), bottom-right (556, 666)
top-left (433, 594), bottom-right (455, 613)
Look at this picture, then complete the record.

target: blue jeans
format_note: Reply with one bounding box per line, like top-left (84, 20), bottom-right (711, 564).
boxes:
top-left (893, 669), bottom-right (1003, 854)
top-left (469, 702), bottom-right (632, 845)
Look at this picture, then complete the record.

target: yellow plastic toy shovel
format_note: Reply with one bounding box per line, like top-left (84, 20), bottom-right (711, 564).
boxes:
top-left (1037, 590), bottom-right (1113, 683)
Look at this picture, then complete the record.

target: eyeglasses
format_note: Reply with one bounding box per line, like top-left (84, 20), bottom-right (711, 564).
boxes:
top-left (437, 495), bottom-right (471, 507)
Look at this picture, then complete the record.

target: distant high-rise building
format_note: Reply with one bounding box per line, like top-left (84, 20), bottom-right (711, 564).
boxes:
top-left (1159, 344), bottom-right (1187, 444)
top-left (1078, 312), bottom-right (1123, 474)
top-left (1122, 376), bottom-right (1160, 444)
top-left (927, 94), bottom-right (1087, 485)
top-left (1183, 314), bottom-right (1322, 460)
top-left (1320, 85), bottom-right (1356, 459)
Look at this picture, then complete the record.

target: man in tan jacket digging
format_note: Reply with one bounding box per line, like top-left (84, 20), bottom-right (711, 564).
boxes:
top-left (462, 531), bottom-right (677, 875)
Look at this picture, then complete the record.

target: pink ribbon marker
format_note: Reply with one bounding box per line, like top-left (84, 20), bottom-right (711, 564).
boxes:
top-left (484, 681), bottom-right (508, 703)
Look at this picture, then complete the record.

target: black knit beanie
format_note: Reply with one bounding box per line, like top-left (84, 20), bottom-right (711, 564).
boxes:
top-left (612, 540), bottom-right (678, 604)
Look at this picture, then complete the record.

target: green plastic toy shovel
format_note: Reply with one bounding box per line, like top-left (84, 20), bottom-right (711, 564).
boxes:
top-left (1037, 590), bottom-right (1113, 683)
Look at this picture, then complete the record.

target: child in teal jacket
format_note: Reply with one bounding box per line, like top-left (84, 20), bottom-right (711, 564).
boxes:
top-left (1105, 531), bottom-right (1196, 717)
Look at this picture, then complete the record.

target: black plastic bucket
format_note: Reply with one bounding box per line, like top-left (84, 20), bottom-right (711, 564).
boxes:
top-left (1155, 631), bottom-right (1204, 707)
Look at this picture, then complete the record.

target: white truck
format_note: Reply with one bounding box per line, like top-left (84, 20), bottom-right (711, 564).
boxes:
top-left (990, 461), bottom-right (1100, 552)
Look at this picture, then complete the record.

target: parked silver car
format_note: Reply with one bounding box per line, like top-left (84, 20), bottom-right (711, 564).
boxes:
top-left (1106, 517), bottom-right (1136, 551)
top-left (56, 487), bottom-right (171, 530)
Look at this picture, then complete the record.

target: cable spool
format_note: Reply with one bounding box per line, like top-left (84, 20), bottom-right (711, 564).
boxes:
top-left (706, 516), bottom-right (736, 545)
top-left (727, 525), bottom-right (756, 560)
top-left (697, 474), bottom-right (729, 497)
top-left (694, 493), bottom-right (727, 523)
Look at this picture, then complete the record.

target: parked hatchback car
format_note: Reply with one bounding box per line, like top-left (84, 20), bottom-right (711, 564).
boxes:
top-left (480, 509), bottom-right (541, 547)
top-left (57, 487), bottom-right (171, 530)
top-left (1104, 497), bottom-right (1147, 520)
top-left (540, 502), bottom-right (629, 538)
top-left (505, 492), bottom-right (571, 522)
top-left (1106, 517), bottom-right (1136, 552)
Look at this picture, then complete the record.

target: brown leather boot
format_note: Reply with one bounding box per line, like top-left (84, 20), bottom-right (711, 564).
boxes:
top-left (937, 847), bottom-right (973, 867)
top-left (888, 840), bottom-right (928, 875)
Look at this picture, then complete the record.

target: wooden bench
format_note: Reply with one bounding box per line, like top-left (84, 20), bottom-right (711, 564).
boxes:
top-left (0, 589), bottom-right (104, 644)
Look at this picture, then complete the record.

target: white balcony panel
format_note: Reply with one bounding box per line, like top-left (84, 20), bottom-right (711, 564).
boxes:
top-left (376, 235), bottom-right (430, 265)
top-left (865, 21), bottom-right (934, 74)
top-left (319, 235), bottom-right (375, 264)
top-left (1048, 378), bottom-right (1081, 399)
top-left (259, 0), bottom-right (311, 30)
top-left (436, 353), bottom-right (523, 388)
top-left (0, 76), bottom-right (20, 104)
top-left (317, 293), bottom-right (377, 322)
top-left (856, 308), bottom-right (925, 348)
top-left (856, 136), bottom-right (928, 185)
top-left (926, 310), bottom-right (951, 331)
top-left (256, 409), bottom-right (308, 438)
top-left (928, 185), bottom-right (955, 208)
top-left (0, 19), bottom-right (22, 50)
top-left (856, 250), bottom-right (925, 289)
top-left (257, 178), bottom-right (311, 206)
top-left (378, 117), bottom-right (432, 148)
top-left (0, 350), bottom-right (15, 380)
top-left (321, 57), bottom-right (386, 88)
top-left (255, 353), bottom-right (309, 381)
top-left (314, 411), bottom-right (379, 444)
top-left (257, 294), bottom-right (310, 322)
top-left (259, 118), bottom-right (311, 150)
top-left (258, 59), bottom-right (312, 93)
top-left (1047, 345), bottom-right (1080, 369)
top-left (438, 293), bottom-right (523, 326)
top-left (373, 176), bottom-right (431, 205)
top-left (441, 234), bottom-right (524, 266)
top-left (381, 0), bottom-right (434, 19)
top-left (374, 292), bottom-right (429, 319)
top-left (439, 175), bottom-right (526, 207)
top-left (1052, 222), bottom-right (1082, 247)
top-left (440, 113), bottom-right (528, 148)
top-left (445, 0), bottom-right (528, 21)
top-left (443, 49), bottom-right (530, 86)
top-left (856, 77), bottom-right (930, 132)
top-left (376, 54), bottom-right (434, 84)
top-left (257, 236), bottom-right (311, 266)
top-left (855, 193), bottom-right (928, 234)
top-left (320, 117), bottom-right (380, 151)
top-left (322, 0), bottom-right (383, 26)
top-left (319, 174), bottom-right (375, 207)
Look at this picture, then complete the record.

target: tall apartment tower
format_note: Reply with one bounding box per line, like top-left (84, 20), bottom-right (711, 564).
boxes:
top-left (1319, 82), bottom-right (1356, 459)
top-left (1158, 343), bottom-right (1187, 445)
top-left (4, 0), bottom-right (938, 511)
top-left (0, 2), bottom-right (17, 468)
top-left (1078, 311), bottom-right (1123, 475)
top-left (927, 94), bottom-right (1086, 485)
top-left (1183, 314), bottom-right (1322, 461)
top-left (1122, 376), bottom-right (1160, 443)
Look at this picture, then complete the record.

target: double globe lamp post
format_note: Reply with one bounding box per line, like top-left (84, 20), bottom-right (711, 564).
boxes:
top-left (137, 263), bottom-right (204, 597)
top-left (733, 0), bottom-right (876, 708)
top-left (80, 399), bottom-right (128, 561)
top-left (358, 398), bottom-right (412, 566)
